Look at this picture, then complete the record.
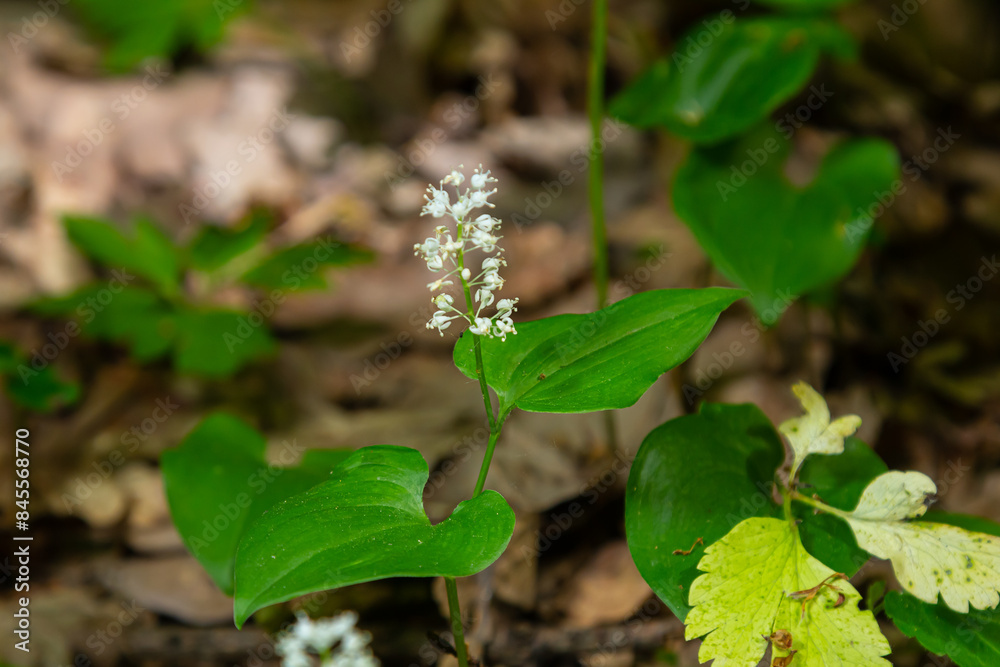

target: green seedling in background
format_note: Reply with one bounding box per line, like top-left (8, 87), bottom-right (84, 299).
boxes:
top-left (72, 0), bottom-right (251, 72)
top-left (34, 211), bottom-right (371, 378)
top-left (611, 1), bottom-right (903, 325)
top-left (610, 17), bottom-right (855, 145)
top-left (0, 340), bottom-right (80, 412)
top-left (673, 126), bottom-right (900, 315)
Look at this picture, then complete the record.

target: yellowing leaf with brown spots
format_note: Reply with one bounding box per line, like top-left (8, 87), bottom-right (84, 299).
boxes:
top-left (843, 471), bottom-right (1000, 613)
top-left (685, 517), bottom-right (890, 666)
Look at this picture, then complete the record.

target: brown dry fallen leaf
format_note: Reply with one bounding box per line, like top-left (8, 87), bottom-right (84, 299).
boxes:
top-left (560, 541), bottom-right (652, 629)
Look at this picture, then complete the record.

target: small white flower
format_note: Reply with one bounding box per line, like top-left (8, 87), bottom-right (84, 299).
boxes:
top-left (427, 278), bottom-right (453, 291)
top-left (482, 270), bottom-right (503, 291)
top-left (468, 188), bottom-right (495, 209)
top-left (471, 229), bottom-right (498, 253)
top-left (441, 237), bottom-right (463, 256)
top-left (470, 165), bottom-right (497, 190)
top-left (496, 298), bottom-right (517, 313)
top-left (493, 316), bottom-right (516, 340)
top-left (474, 214), bottom-right (497, 232)
top-left (434, 293), bottom-right (454, 309)
top-left (422, 187), bottom-right (449, 218)
top-left (461, 268), bottom-right (471, 281)
top-left (476, 289), bottom-right (495, 307)
top-left (451, 197), bottom-right (471, 219)
top-left (414, 238), bottom-right (439, 257)
top-left (428, 310), bottom-right (457, 335)
top-left (443, 168), bottom-right (465, 186)
top-left (470, 317), bottom-right (493, 336)
top-left (426, 255), bottom-right (444, 271)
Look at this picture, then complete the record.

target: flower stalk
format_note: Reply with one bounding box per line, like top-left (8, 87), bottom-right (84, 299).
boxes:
top-left (416, 166), bottom-right (520, 667)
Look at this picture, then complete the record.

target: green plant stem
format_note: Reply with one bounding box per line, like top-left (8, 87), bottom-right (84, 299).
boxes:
top-left (588, 0), bottom-right (609, 310)
top-left (791, 490), bottom-right (850, 519)
top-left (472, 411), bottom-right (508, 497)
top-left (458, 272), bottom-right (497, 432)
top-left (470, 336), bottom-right (496, 428)
top-left (587, 0), bottom-right (620, 455)
top-left (444, 576), bottom-right (470, 667)
top-left (782, 484), bottom-right (799, 538)
top-left (445, 236), bottom-right (512, 667)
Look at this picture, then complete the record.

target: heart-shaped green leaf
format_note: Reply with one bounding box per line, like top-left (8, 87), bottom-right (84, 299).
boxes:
top-left (162, 413), bottom-right (351, 594)
top-left (453, 288), bottom-right (744, 415)
top-left (625, 403), bottom-right (785, 619)
top-left (673, 125), bottom-right (900, 315)
top-left (233, 445), bottom-right (516, 628)
top-left (610, 17), bottom-right (855, 143)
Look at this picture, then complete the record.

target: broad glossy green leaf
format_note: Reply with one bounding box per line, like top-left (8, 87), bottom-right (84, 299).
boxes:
top-left (172, 308), bottom-right (276, 377)
top-left (187, 212), bottom-right (270, 272)
top-left (242, 239), bottom-right (374, 292)
top-left (162, 413), bottom-right (351, 594)
top-left (673, 125), bottom-right (900, 315)
top-left (796, 437), bottom-right (888, 574)
top-left (625, 403), bottom-right (785, 619)
top-left (610, 17), bottom-right (855, 143)
top-left (63, 216), bottom-right (180, 294)
top-left (886, 591), bottom-right (1000, 667)
top-left (453, 288), bottom-right (744, 415)
top-left (233, 445), bottom-right (515, 628)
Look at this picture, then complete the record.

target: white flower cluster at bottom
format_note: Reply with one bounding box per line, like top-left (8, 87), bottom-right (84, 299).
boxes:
top-left (276, 611), bottom-right (379, 667)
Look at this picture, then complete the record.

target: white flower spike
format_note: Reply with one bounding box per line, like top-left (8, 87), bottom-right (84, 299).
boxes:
top-left (415, 165), bottom-right (518, 340)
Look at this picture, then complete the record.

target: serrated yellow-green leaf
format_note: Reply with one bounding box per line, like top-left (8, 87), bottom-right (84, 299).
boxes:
top-left (686, 517), bottom-right (889, 666)
top-left (780, 382), bottom-right (861, 477)
top-left (842, 471), bottom-right (1000, 613)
